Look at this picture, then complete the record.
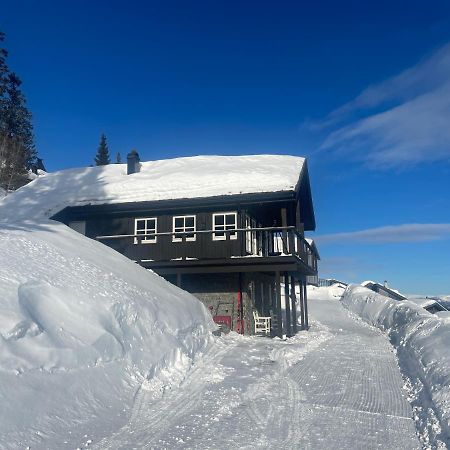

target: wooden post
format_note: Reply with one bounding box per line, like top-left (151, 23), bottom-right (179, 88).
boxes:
top-left (284, 273), bottom-right (291, 337)
top-left (291, 276), bottom-right (298, 334)
top-left (295, 201), bottom-right (301, 232)
top-left (299, 278), bottom-right (305, 330)
top-left (281, 207), bottom-right (288, 253)
top-left (303, 276), bottom-right (309, 330)
top-left (176, 273), bottom-right (182, 288)
top-left (275, 271), bottom-right (283, 338)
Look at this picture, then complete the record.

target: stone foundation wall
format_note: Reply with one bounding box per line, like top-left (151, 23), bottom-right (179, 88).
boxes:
top-left (167, 272), bottom-right (276, 335)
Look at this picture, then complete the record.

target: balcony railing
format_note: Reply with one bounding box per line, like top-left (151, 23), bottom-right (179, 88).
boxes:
top-left (96, 226), bottom-right (317, 270)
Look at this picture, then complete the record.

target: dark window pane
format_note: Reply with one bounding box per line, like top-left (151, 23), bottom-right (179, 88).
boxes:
top-left (175, 217), bottom-right (183, 228)
top-left (215, 215), bottom-right (224, 226)
top-left (186, 217), bottom-right (194, 227)
top-left (225, 214), bottom-right (235, 226)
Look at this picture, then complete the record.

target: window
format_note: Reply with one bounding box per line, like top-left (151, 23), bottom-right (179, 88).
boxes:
top-left (213, 212), bottom-right (237, 240)
top-left (245, 214), bottom-right (259, 255)
top-left (172, 215), bottom-right (196, 242)
top-left (134, 217), bottom-right (157, 244)
top-left (68, 221), bottom-right (86, 235)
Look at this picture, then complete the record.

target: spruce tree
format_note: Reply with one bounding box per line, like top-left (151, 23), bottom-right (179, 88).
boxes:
top-left (0, 32), bottom-right (9, 109)
top-left (2, 72), bottom-right (36, 166)
top-left (0, 31), bottom-right (36, 191)
top-left (115, 152), bottom-right (121, 163)
top-left (95, 133), bottom-right (110, 165)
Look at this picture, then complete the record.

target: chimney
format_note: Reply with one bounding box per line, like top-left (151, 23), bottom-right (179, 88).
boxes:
top-left (127, 150), bottom-right (140, 175)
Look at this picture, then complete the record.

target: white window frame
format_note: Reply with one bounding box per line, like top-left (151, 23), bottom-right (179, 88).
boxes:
top-left (212, 212), bottom-right (238, 241)
top-left (134, 217), bottom-right (157, 244)
top-left (172, 215), bottom-right (196, 242)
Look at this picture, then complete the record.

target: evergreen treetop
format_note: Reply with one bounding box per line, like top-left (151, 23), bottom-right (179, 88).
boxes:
top-left (0, 31), bottom-right (37, 191)
top-left (2, 72), bottom-right (36, 165)
top-left (95, 133), bottom-right (110, 165)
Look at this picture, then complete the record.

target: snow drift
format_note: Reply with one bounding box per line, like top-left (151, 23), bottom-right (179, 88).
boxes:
top-left (341, 284), bottom-right (450, 443)
top-left (0, 217), bottom-right (215, 446)
top-left (0, 221), bottom-right (215, 447)
top-left (307, 283), bottom-right (346, 300)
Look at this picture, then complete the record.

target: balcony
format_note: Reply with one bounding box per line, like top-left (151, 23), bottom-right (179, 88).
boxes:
top-left (96, 226), bottom-right (317, 274)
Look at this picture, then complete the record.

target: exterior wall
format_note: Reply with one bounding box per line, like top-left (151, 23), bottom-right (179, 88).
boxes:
top-left (167, 272), bottom-right (276, 335)
top-left (71, 208), bottom-right (251, 262)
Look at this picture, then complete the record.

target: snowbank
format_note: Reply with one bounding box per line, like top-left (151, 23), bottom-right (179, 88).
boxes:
top-left (307, 283), bottom-right (346, 300)
top-left (0, 220), bottom-right (215, 447)
top-left (341, 284), bottom-right (450, 443)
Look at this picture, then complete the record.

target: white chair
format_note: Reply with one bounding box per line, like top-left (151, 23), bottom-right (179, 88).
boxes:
top-left (253, 310), bottom-right (271, 335)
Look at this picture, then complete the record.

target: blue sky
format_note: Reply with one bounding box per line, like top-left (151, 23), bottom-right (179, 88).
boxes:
top-left (2, 1), bottom-right (450, 294)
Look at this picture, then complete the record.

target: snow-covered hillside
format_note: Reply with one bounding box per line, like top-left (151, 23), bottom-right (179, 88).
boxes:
top-left (0, 182), bottom-right (216, 447)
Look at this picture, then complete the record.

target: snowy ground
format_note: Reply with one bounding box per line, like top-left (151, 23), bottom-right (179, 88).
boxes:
top-left (80, 297), bottom-right (420, 450)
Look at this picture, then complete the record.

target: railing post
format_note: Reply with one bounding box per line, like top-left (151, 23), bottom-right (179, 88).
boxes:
top-left (288, 229), bottom-right (295, 256)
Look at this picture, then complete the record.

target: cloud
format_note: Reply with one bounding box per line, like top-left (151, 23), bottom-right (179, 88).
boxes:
top-left (316, 43), bottom-right (450, 168)
top-left (316, 223), bottom-right (450, 244)
top-left (318, 256), bottom-right (380, 280)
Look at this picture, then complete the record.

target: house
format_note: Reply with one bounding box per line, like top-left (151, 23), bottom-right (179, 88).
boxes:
top-left (51, 153), bottom-right (317, 337)
top-left (361, 281), bottom-right (406, 301)
top-left (408, 297), bottom-right (449, 314)
top-left (305, 238), bottom-right (320, 286)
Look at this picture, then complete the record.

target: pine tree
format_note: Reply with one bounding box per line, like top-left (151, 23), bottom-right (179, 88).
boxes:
top-left (94, 133), bottom-right (110, 165)
top-left (0, 31), bottom-right (36, 191)
top-left (2, 72), bottom-right (36, 166)
top-left (115, 152), bottom-right (121, 163)
top-left (0, 32), bottom-right (9, 107)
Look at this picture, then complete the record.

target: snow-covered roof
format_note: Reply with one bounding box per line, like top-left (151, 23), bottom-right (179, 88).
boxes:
top-left (305, 238), bottom-right (320, 259)
top-left (408, 297), bottom-right (448, 311)
top-left (0, 155), bottom-right (306, 222)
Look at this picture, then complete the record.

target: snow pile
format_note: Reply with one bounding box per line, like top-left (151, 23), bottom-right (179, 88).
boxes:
top-left (0, 220), bottom-right (215, 447)
top-left (341, 284), bottom-right (450, 444)
top-left (307, 283), bottom-right (346, 300)
top-left (0, 155), bottom-right (305, 222)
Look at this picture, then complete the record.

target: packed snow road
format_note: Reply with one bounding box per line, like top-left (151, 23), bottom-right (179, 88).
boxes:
top-left (92, 298), bottom-right (420, 450)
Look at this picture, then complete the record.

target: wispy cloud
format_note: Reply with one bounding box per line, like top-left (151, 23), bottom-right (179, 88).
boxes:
top-left (316, 43), bottom-right (450, 168)
top-left (316, 223), bottom-right (450, 244)
top-left (318, 256), bottom-right (381, 280)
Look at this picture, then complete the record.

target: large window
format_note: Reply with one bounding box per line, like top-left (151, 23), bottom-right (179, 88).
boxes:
top-left (245, 214), bottom-right (259, 255)
top-left (134, 217), bottom-right (157, 244)
top-left (173, 215), bottom-right (196, 242)
top-left (213, 212), bottom-right (237, 240)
